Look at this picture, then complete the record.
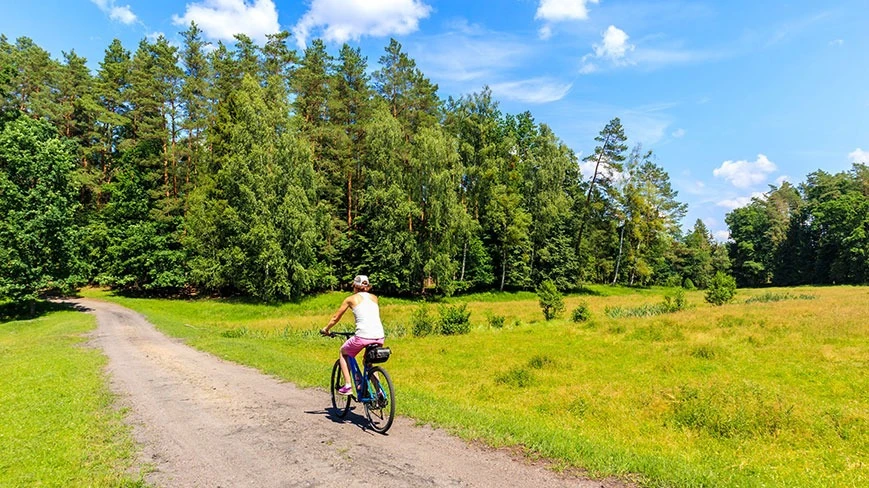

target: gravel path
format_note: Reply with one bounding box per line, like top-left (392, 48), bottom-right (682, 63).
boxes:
top-left (70, 298), bottom-right (629, 488)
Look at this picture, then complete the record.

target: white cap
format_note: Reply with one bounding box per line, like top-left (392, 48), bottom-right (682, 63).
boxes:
top-left (353, 275), bottom-right (369, 287)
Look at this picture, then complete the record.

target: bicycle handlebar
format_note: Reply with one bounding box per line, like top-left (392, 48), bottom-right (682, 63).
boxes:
top-left (325, 331), bottom-right (354, 338)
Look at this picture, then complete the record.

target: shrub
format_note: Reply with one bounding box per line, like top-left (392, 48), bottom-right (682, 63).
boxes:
top-left (662, 289), bottom-right (687, 312)
top-left (571, 302), bottom-right (591, 322)
top-left (705, 272), bottom-right (737, 305)
top-left (537, 280), bottom-right (564, 320)
top-left (438, 303), bottom-right (471, 335)
top-left (411, 304), bottom-right (436, 337)
top-left (487, 313), bottom-right (506, 329)
top-left (683, 278), bottom-right (696, 290)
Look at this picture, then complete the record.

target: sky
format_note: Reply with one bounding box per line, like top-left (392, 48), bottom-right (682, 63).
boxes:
top-left (2, 0), bottom-right (868, 239)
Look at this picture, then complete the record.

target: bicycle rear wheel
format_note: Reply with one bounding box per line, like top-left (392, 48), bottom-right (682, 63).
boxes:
top-left (330, 360), bottom-right (350, 417)
top-left (363, 366), bottom-right (395, 433)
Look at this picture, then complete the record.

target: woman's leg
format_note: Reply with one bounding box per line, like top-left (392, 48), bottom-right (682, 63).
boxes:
top-left (338, 353), bottom-right (352, 386)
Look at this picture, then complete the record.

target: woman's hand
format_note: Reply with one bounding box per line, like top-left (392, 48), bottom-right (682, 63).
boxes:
top-left (319, 328), bottom-right (330, 336)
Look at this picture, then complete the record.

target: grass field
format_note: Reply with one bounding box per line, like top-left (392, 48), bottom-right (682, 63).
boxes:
top-left (80, 285), bottom-right (868, 487)
top-left (0, 304), bottom-right (144, 487)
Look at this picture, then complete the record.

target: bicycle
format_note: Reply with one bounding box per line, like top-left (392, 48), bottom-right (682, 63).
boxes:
top-left (325, 331), bottom-right (395, 434)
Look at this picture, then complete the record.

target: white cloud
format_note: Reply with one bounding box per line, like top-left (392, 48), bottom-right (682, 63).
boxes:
top-left (716, 192), bottom-right (765, 210)
top-left (713, 230), bottom-right (731, 241)
top-left (631, 46), bottom-right (728, 67)
top-left (292, 0), bottom-right (432, 49)
top-left (91, 0), bottom-right (138, 25)
top-left (848, 148), bottom-right (869, 164)
top-left (535, 0), bottom-right (597, 39)
top-left (579, 62), bottom-right (598, 74)
top-left (713, 154), bottom-right (777, 188)
top-left (172, 0), bottom-right (280, 43)
top-left (581, 25), bottom-right (635, 72)
top-left (672, 128), bottom-right (686, 138)
top-left (535, 0), bottom-right (599, 22)
top-left (414, 26), bottom-right (532, 85)
top-left (829, 39), bottom-right (845, 47)
top-left (619, 103), bottom-right (676, 145)
top-left (594, 25), bottom-right (634, 61)
top-left (489, 78), bottom-right (572, 104)
top-left (580, 158), bottom-right (622, 183)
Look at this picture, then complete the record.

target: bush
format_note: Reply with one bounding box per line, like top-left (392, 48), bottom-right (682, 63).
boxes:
top-left (411, 304), bottom-right (436, 337)
top-left (662, 289), bottom-right (687, 312)
top-left (571, 302), bottom-right (591, 322)
top-left (537, 280), bottom-right (564, 320)
top-left (487, 313), bottom-right (506, 329)
top-left (683, 278), bottom-right (696, 290)
top-left (705, 272), bottom-right (737, 305)
top-left (438, 303), bottom-right (471, 335)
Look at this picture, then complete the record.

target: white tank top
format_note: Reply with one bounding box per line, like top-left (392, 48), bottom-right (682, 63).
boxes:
top-left (351, 292), bottom-right (385, 339)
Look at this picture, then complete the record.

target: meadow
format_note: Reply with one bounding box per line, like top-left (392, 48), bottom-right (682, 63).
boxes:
top-left (8, 286), bottom-right (866, 487)
top-left (0, 304), bottom-right (144, 487)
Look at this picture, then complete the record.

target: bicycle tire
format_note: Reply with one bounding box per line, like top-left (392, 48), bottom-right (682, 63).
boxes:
top-left (330, 360), bottom-right (350, 417)
top-left (363, 366), bottom-right (395, 434)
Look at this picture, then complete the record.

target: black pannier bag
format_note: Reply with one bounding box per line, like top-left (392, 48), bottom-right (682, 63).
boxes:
top-left (365, 346), bottom-right (391, 363)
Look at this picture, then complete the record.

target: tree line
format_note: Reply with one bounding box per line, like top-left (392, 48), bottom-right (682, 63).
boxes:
top-left (726, 166), bottom-right (869, 287)
top-left (4, 24), bottom-right (858, 306)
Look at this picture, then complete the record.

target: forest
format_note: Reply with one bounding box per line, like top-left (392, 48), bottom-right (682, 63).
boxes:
top-left (1, 24), bottom-right (867, 304)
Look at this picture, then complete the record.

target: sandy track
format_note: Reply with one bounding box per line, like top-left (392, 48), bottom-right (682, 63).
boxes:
top-left (70, 298), bottom-right (625, 487)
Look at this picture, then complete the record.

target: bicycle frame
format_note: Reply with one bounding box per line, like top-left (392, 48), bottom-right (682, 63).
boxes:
top-left (345, 354), bottom-right (376, 402)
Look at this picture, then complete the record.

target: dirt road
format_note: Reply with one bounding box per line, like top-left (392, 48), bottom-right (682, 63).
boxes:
top-left (72, 298), bottom-right (625, 487)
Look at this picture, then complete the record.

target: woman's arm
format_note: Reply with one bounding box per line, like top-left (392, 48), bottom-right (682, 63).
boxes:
top-left (321, 297), bottom-right (353, 335)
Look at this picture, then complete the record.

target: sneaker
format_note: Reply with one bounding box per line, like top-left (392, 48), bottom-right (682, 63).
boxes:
top-left (338, 385), bottom-right (352, 396)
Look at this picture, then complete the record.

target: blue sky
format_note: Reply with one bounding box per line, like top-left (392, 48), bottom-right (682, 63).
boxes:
top-left (3, 0), bottom-right (868, 239)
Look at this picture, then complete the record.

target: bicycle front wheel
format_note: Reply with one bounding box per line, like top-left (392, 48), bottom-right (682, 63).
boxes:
top-left (330, 360), bottom-right (350, 417)
top-left (363, 366), bottom-right (395, 434)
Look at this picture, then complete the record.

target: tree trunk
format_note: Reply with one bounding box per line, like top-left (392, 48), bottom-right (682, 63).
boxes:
top-left (613, 221), bottom-right (626, 285)
top-left (576, 133), bottom-right (612, 278)
top-left (163, 140), bottom-right (170, 197)
top-left (500, 247), bottom-right (507, 291)
top-left (460, 240), bottom-right (467, 282)
top-left (347, 173), bottom-right (352, 227)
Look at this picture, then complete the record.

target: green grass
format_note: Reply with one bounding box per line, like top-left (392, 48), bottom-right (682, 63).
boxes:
top-left (0, 304), bottom-right (144, 487)
top-left (81, 285), bottom-right (868, 487)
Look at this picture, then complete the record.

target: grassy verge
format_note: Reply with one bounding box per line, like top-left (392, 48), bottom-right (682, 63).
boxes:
top-left (0, 304), bottom-right (144, 487)
top-left (81, 285), bottom-right (868, 487)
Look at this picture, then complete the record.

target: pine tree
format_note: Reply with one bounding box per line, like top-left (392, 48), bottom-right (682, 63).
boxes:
top-left (179, 22), bottom-right (212, 189)
top-left (373, 39), bottom-right (439, 138)
top-left (333, 44), bottom-right (372, 227)
top-left (91, 39), bottom-right (131, 190)
top-left (577, 117), bottom-right (627, 282)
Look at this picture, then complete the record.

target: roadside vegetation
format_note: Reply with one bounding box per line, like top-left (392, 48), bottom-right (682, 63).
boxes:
top-left (0, 304), bottom-right (144, 486)
top-left (79, 285), bottom-right (868, 488)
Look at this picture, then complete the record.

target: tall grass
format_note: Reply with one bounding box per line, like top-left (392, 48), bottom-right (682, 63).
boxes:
top-left (0, 305), bottom-right (144, 487)
top-left (84, 286), bottom-right (869, 487)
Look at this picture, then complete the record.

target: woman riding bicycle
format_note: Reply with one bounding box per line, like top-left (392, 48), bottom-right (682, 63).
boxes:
top-left (320, 275), bottom-right (385, 395)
